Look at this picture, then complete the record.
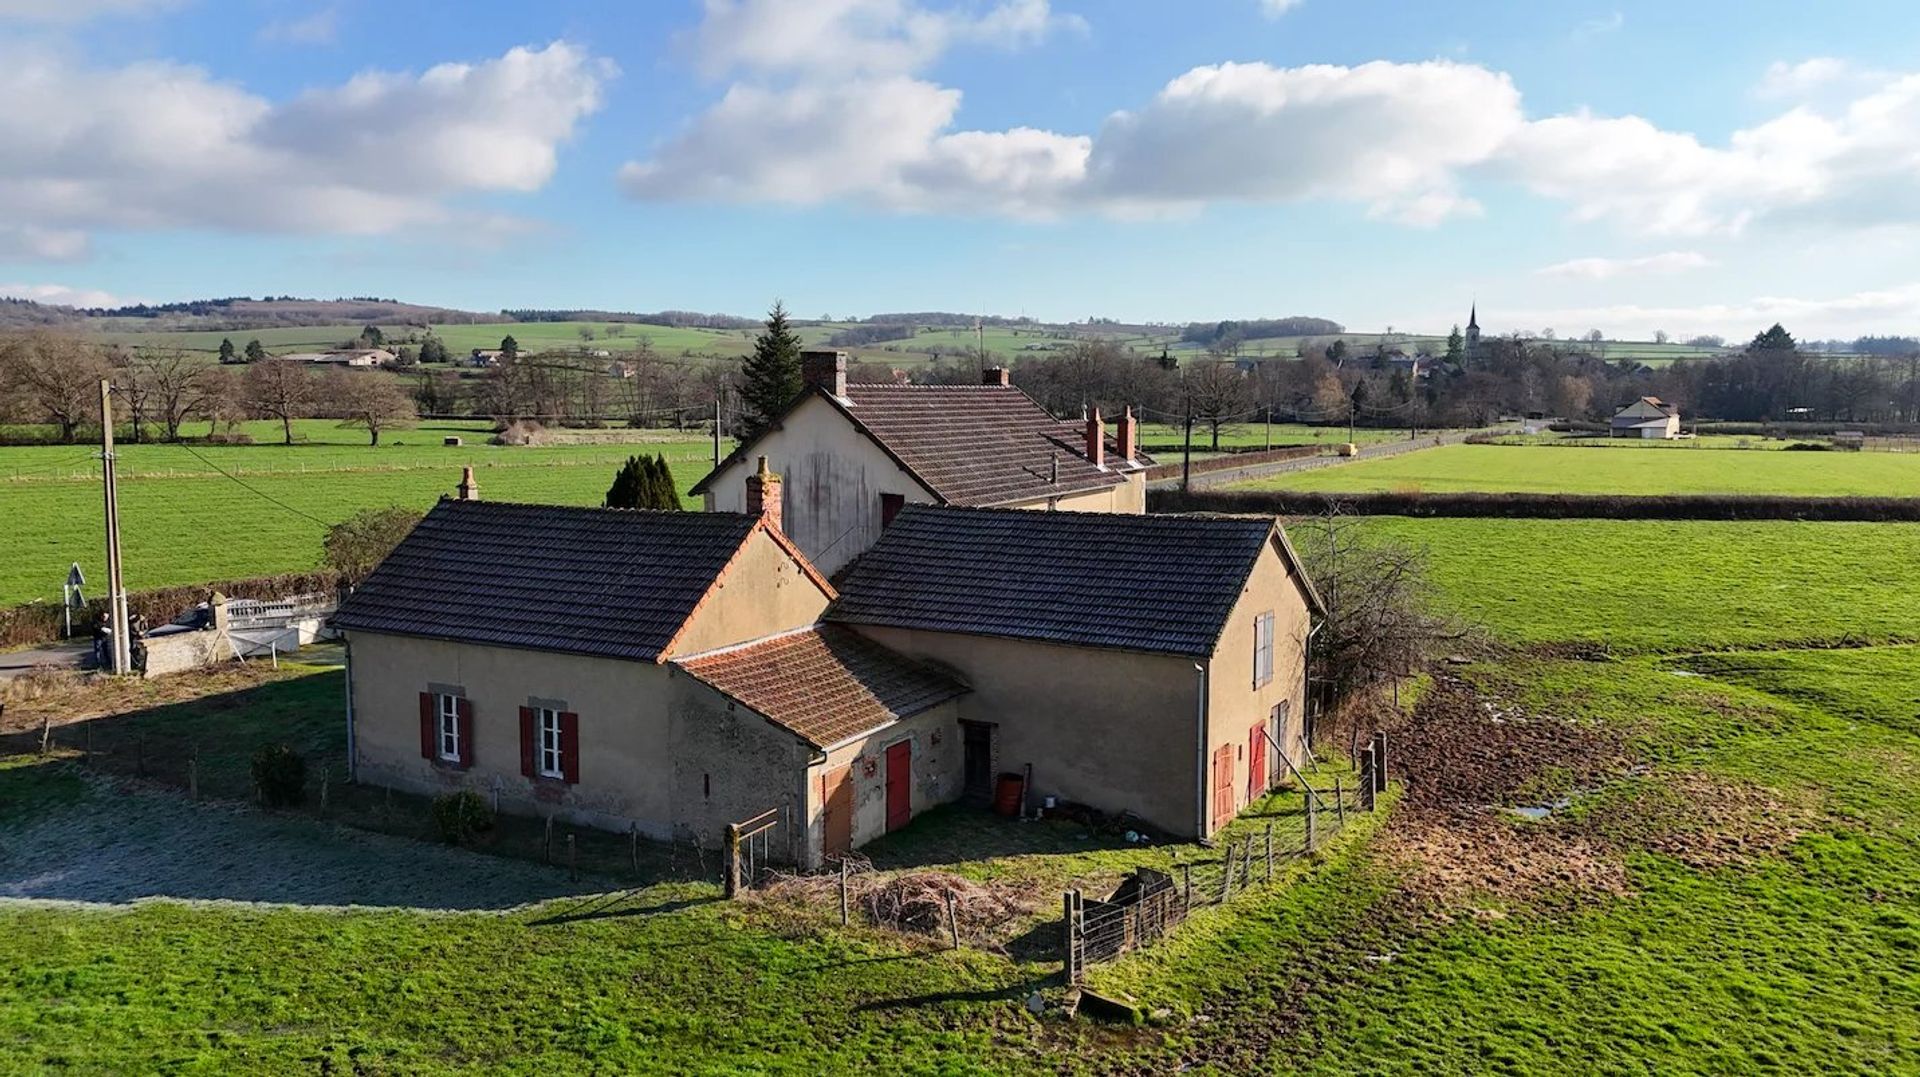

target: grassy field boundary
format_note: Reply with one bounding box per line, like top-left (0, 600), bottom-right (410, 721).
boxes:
top-left (1152, 488), bottom-right (1920, 521)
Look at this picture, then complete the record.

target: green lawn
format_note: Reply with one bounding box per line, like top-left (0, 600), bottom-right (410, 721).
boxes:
top-left (1340, 516), bottom-right (1920, 651)
top-left (1139, 421), bottom-right (1426, 450)
top-left (0, 427), bottom-right (724, 606)
top-left (1237, 442), bottom-right (1920, 496)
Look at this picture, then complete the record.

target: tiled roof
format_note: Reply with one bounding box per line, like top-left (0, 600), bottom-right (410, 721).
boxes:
top-left (675, 626), bottom-right (968, 747)
top-left (692, 383), bottom-right (1147, 506)
top-left (332, 499), bottom-right (759, 662)
top-left (827, 505), bottom-right (1298, 657)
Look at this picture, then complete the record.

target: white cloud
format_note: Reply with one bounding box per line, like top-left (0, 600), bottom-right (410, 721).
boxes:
top-left (1508, 283), bottom-right (1920, 341)
top-left (0, 0), bottom-right (178, 22)
top-left (0, 225), bottom-right (89, 261)
top-left (1258, 0), bottom-right (1302, 17)
top-left (0, 41), bottom-right (611, 255)
top-left (0, 282), bottom-right (136, 307)
top-left (1571, 10), bottom-right (1623, 39)
top-left (1536, 251), bottom-right (1713, 279)
top-left (259, 6), bottom-right (338, 45)
top-left (691, 0), bottom-right (1080, 77)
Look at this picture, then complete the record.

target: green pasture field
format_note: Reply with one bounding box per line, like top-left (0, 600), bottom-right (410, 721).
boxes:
top-left (1337, 516), bottom-right (1920, 651)
top-left (1138, 420), bottom-right (1422, 449)
top-left (1, 425), bottom-right (725, 607)
top-left (1240, 442), bottom-right (1920, 496)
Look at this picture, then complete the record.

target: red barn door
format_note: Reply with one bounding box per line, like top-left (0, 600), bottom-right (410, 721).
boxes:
top-left (822, 765), bottom-right (853, 858)
top-left (1248, 724), bottom-right (1267, 800)
top-left (885, 741), bottom-right (913, 832)
top-left (1211, 744), bottom-right (1235, 832)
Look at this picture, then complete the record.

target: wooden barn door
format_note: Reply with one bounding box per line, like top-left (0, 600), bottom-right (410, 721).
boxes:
top-left (885, 740), bottom-right (913, 832)
top-left (1248, 724), bottom-right (1267, 800)
top-left (1211, 744), bottom-right (1235, 832)
top-left (822, 765), bottom-right (853, 859)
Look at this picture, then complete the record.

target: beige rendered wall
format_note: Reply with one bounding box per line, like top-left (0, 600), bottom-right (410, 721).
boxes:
top-left (1002, 468), bottom-right (1147, 514)
top-left (847, 626), bottom-right (1203, 837)
top-left (664, 529), bottom-right (834, 659)
top-left (801, 700), bottom-right (963, 870)
top-left (665, 671), bottom-right (815, 857)
top-left (704, 396), bottom-right (937, 576)
top-left (1203, 535), bottom-right (1314, 834)
top-left (346, 631), bottom-right (686, 837)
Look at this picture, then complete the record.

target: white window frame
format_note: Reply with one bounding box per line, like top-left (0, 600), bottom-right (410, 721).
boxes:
top-left (536, 706), bottom-right (565, 780)
top-left (436, 692), bottom-right (461, 763)
top-left (1254, 611), bottom-right (1275, 688)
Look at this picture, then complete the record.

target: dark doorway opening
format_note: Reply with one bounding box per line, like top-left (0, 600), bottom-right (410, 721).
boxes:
top-left (960, 720), bottom-right (995, 804)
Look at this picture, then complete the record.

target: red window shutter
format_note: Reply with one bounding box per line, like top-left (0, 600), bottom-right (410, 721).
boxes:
top-left (559, 711), bottom-right (580, 784)
top-left (456, 697), bottom-right (475, 769)
top-left (518, 707), bottom-right (536, 778)
top-left (418, 692), bottom-right (435, 760)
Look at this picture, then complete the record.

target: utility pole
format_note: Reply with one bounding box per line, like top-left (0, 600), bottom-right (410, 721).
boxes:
top-left (712, 392), bottom-right (722, 471)
top-left (98, 380), bottom-right (131, 675)
top-left (1182, 405), bottom-right (1194, 492)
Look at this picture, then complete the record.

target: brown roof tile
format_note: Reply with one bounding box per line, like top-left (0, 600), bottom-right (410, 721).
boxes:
top-left (332, 499), bottom-right (759, 662)
top-left (674, 626), bottom-right (967, 747)
top-left (692, 383), bottom-right (1147, 506)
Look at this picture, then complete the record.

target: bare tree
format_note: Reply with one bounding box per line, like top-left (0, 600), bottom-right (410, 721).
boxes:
top-left (245, 360), bottom-right (315, 445)
top-left (0, 332), bottom-right (109, 442)
top-left (1296, 508), bottom-right (1469, 719)
top-left (132, 348), bottom-right (218, 441)
top-left (1182, 360), bottom-right (1254, 450)
top-left (323, 370), bottom-right (416, 445)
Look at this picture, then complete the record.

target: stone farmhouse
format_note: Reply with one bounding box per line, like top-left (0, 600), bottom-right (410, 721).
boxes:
top-left (334, 466), bottom-right (1319, 868)
top-left (692, 350), bottom-right (1149, 576)
top-left (1611, 396), bottom-right (1682, 439)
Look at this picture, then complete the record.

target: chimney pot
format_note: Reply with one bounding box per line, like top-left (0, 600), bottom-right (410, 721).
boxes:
top-left (1117, 406), bottom-right (1137, 464)
top-left (981, 366), bottom-right (1010, 386)
top-left (1085, 407), bottom-right (1105, 468)
top-left (746, 455), bottom-right (784, 532)
top-left (456, 465), bottom-right (480, 501)
top-left (802, 350), bottom-right (848, 398)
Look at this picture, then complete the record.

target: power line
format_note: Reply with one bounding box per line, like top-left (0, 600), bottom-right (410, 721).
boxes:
top-left (170, 441), bottom-right (332, 527)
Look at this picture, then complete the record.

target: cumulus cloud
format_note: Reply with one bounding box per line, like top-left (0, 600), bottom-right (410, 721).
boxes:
top-left (259, 6), bottom-right (338, 45)
top-left (0, 41), bottom-right (610, 256)
top-left (0, 282), bottom-right (136, 307)
top-left (1536, 251), bottom-right (1713, 279)
top-left (0, 225), bottom-right (89, 261)
top-left (690, 0), bottom-right (1080, 77)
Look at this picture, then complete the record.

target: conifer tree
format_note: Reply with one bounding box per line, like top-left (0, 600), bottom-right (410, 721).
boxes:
top-left (739, 301), bottom-right (803, 439)
top-left (218, 338), bottom-right (237, 364)
top-left (603, 455), bottom-right (644, 509)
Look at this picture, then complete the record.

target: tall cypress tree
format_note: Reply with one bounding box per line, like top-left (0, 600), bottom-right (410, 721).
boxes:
top-left (739, 301), bottom-right (803, 439)
top-left (648, 454), bottom-right (681, 510)
top-left (604, 455), bottom-right (644, 509)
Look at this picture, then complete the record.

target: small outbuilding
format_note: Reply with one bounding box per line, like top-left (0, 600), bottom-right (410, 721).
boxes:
top-left (1610, 396), bottom-right (1682, 439)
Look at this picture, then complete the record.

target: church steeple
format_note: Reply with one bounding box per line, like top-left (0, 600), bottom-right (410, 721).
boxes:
top-left (1467, 303), bottom-right (1478, 331)
top-left (1464, 301), bottom-right (1482, 359)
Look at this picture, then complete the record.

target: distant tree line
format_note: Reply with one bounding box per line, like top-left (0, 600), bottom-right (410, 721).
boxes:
top-left (825, 323), bottom-right (916, 347)
top-left (498, 309), bottom-right (759, 330)
top-left (1179, 316), bottom-right (1347, 347)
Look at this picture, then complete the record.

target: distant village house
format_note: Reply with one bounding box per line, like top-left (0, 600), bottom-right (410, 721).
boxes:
top-left (1611, 396), bottom-right (1682, 439)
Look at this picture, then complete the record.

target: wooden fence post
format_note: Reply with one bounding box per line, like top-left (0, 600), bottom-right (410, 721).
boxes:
top-left (1372, 731), bottom-right (1389, 793)
top-left (1334, 776), bottom-right (1346, 825)
top-left (840, 858), bottom-right (850, 926)
top-left (723, 823), bottom-right (742, 898)
top-left (945, 890), bottom-right (960, 950)
top-left (1181, 861), bottom-right (1192, 908)
top-left (1265, 824), bottom-right (1274, 882)
top-left (1061, 890), bottom-right (1079, 985)
top-left (38, 714), bottom-right (52, 756)
top-left (1360, 747), bottom-right (1377, 812)
top-left (1221, 843), bottom-right (1235, 902)
top-left (1306, 789), bottom-right (1318, 853)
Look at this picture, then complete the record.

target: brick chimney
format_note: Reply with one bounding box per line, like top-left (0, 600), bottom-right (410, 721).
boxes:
top-left (981, 366), bottom-right (1010, 386)
top-left (1116, 406), bottom-right (1137, 464)
top-left (456, 465), bottom-right (480, 501)
top-left (1085, 406), bottom-right (1105, 468)
top-left (746, 455), bottom-right (783, 531)
top-left (802, 350), bottom-right (847, 398)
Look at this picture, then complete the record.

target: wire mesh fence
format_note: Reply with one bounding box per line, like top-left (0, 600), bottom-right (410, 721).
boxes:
top-left (1062, 734), bottom-right (1387, 984)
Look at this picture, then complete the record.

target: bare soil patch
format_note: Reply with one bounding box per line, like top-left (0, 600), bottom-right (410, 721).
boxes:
top-left (1389, 674), bottom-right (1631, 812)
top-left (1572, 773), bottom-right (1811, 870)
top-left (1379, 808), bottom-right (1631, 912)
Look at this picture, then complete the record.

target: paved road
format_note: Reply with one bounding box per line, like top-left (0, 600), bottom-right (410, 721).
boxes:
top-left (0, 640), bottom-right (92, 679)
top-left (1148, 425), bottom-right (1515, 491)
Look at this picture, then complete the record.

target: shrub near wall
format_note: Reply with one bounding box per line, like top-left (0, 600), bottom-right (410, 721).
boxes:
top-left (1148, 488), bottom-right (1920, 522)
top-left (0, 569), bottom-right (343, 650)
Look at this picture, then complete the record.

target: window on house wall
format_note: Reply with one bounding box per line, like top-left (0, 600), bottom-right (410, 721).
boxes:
top-left (1254, 611), bottom-right (1275, 688)
top-left (536, 707), bottom-right (565, 779)
top-left (436, 693), bottom-right (461, 763)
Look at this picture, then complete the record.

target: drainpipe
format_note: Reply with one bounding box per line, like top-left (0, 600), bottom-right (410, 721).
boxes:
top-left (343, 636), bottom-right (357, 782)
top-left (1193, 661), bottom-right (1210, 842)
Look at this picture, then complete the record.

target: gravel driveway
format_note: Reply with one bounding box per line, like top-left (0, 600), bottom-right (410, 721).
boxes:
top-left (0, 778), bottom-right (601, 911)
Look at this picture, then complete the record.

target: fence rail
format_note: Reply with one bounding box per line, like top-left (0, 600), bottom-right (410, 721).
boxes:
top-left (1062, 732), bottom-right (1388, 984)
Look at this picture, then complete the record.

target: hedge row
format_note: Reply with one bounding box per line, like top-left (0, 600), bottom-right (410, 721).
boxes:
top-left (0, 569), bottom-right (343, 650)
top-left (1147, 488), bottom-right (1920, 522)
top-left (1141, 444), bottom-right (1321, 481)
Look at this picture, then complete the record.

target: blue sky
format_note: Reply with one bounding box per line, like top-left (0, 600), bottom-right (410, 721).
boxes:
top-left (4, 0), bottom-right (1920, 340)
